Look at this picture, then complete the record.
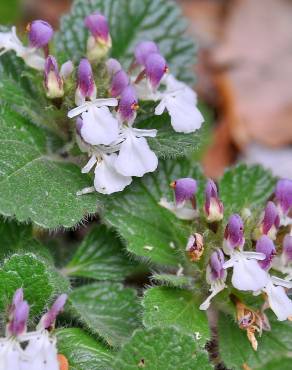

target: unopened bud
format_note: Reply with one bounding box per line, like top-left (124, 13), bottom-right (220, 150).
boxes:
top-left (186, 233), bottom-right (204, 261)
top-left (44, 55), bottom-right (64, 98)
top-left (204, 179), bottom-right (224, 222)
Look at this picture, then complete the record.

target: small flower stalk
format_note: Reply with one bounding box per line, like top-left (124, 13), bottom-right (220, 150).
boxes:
top-left (0, 289), bottom-right (68, 369)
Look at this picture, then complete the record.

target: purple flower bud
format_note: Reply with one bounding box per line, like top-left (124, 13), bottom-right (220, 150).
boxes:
top-left (209, 249), bottom-right (225, 281)
top-left (110, 69), bottom-right (130, 97)
top-left (27, 20), bottom-right (53, 48)
top-left (261, 201), bottom-right (280, 237)
top-left (134, 41), bottom-right (159, 65)
top-left (12, 288), bottom-right (24, 308)
top-left (84, 12), bottom-right (110, 44)
top-left (275, 179), bottom-right (292, 215)
top-left (144, 53), bottom-right (168, 89)
top-left (256, 235), bottom-right (276, 270)
top-left (118, 85), bottom-right (139, 122)
top-left (7, 290), bottom-right (29, 337)
top-left (77, 58), bottom-right (96, 100)
top-left (283, 234), bottom-right (292, 262)
top-left (186, 233), bottom-right (204, 261)
top-left (204, 179), bottom-right (224, 222)
top-left (171, 178), bottom-right (197, 206)
top-left (106, 58), bottom-right (122, 76)
top-left (44, 55), bottom-right (64, 98)
top-left (60, 60), bottom-right (74, 79)
top-left (40, 294), bottom-right (67, 330)
top-left (224, 214), bottom-right (245, 250)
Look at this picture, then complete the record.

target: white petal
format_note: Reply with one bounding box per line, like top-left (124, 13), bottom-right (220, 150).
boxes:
top-left (21, 49), bottom-right (45, 70)
top-left (81, 106), bottom-right (119, 145)
top-left (223, 258), bottom-right (235, 269)
top-left (94, 154), bottom-right (132, 194)
top-left (60, 60), bottom-right (73, 79)
top-left (81, 155), bottom-right (97, 173)
top-left (199, 281), bottom-right (226, 310)
top-left (131, 128), bottom-right (157, 138)
top-left (241, 251), bottom-right (266, 260)
top-left (265, 281), bottom-right (292, 321)
top-left (165, 74), bottom-right (198, 104)
top-left (271, 275), bottom-right (292, 289)
top-left (115, 132), bottom-right (158, 177)
top-left (164, 95), bottom-right (204, 133)
top-left (231, 257), bottom-right (268, 291)
top-left (155, 100), bottom-right (166, 115)
top-left (68, 102), bottom-right (90, 118)
top-left (159, 198), bottom-right (197, 220)
top-left (91, 98), bottom-right (118, 107)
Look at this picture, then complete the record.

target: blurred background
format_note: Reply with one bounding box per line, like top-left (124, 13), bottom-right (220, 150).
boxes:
top-left (1, 0), bottom-right (292, 179)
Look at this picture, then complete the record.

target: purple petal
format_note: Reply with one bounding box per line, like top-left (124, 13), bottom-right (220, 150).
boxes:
top-left (256, 235), bottom-right (276, 270)
top-left (275, 179), bottom-right (292, 215)
top-left (262, 201), bottom-right (280, 235)
top-left (84, 12), bottom-right (110, 42)
top-left (27, 20), bottom-right (53, 48)
top-left (12, 288), bottom-right (24, 308)
top-left (209, 249), bottom-right (225, 280)
top-left (77, 58), bottom-right (95, 98)
top-left (118, 85), bottom-right (139, 122)
top-left (41, 294), bottom-right (67, 330)
top-left (106, 58), bottom-right (122, 76)
top-left (204, 179), bottom-right (224, 220)
top-left (283, 234), bottom-right (292, 262)
top-left (134, 41), bottom-right (159, 65)
top-left (224, 214), bottom-right (244, 249)
top-left (110, 69), bottom-right (129, 97)
top-left (145, 53), bottom-right (168, 89)
top-left (172, 178), bottom-right (197, 205)
top-left (8, 300), bottom-right (29, 336)
top-left (44, 55), bottom-right (62, 88)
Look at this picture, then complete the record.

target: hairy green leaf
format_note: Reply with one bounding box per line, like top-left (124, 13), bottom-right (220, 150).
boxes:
top-left (57, 328), bottom-right (114, 370)
top-left (114, 326), bottom-right (212, 370)
top-left (152, 273), bottom-right (193, 288)
top-left (142, 286), bottom-right (209, 344)
top-left (69, 282), bottom-right (141, 347)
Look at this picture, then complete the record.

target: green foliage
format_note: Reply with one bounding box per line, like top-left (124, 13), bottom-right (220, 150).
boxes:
top-left (114, 326), bottom-right (212, 370)
top-left (69, 282), bottom-right (141, 347)
top-left (57, 328), bottom-right (114, 370)
top-left (56, 0), bottom-right (196, 82)
top-left (64, 224), bottom-right (136, 280)
top-left (142, 286), bottom-right (209, 344)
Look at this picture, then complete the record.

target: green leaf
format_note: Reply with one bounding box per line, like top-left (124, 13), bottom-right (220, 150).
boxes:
top-left (220, 164), bottom-right (276, 218)
top-left (69, 282), bottom-right (141, 347)
top-left (0, 253), bottom-right (68, 317)
top-left (64, 224), bottom-right (135, 281)
top-left (102, 160), bottom-right (205, 266)
top-left (218, 312), bottom-right (292, 369)
top-left (142, 286), bottom-right (209, 344)
top-left (56, 0), bottom-right (196, 82)
top-left (57, 328), bottom-right (114, 370)
top-left (257, 357), bottom-right (292, 370)
top-left (0, 104), bottom-right (99, 229)
top-left (114, 326), bottom-right (212, 370)
top-left (152, 273), bottom-right (193, 288)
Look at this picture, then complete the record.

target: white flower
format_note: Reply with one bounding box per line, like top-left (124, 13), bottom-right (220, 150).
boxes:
top-left (223, 251), bottom-right (268, 291)
top-left (0, 338), bottom-right (23, 370)
top-left (19, 331), bottom-right (59, 370)
top-left (68, 98), bottom-right (119, 146)
top-left (0, 27), bottom-right (45, 70)
top-left (115, 127), bottom-right (158, 177)
top-left (78, 153), bottom-right (132, 195)
top-left (154, 74), bottom-right (204, 133)
top-left (159, 198), bottom-right (197, 220)
top-left (264, 276), bottom-right (292, 321)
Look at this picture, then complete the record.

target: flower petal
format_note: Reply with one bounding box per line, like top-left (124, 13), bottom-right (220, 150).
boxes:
top-left (81, 106), bottom-right (119, 145)
top-left (265, 281), bottom-right (292, 321)
top-left (231, 257), bottom-right (268, 291)
top-left (158, 198), bottom-right (197, 220)
top-left (115, 133), bottom-right (158, 177)
top-left (94, 154), bottom-right (132, 194)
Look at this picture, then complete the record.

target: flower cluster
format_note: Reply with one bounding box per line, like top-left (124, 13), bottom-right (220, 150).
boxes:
top-left (161, 176), bottom-right (292, 348)
top-left (0, 289), bottom-right (67, 369)
top-left (0, 13), bottom-right (204, 195)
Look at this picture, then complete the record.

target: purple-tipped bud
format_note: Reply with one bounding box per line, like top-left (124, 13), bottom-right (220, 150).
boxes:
top-left (186, 233), bottom-right (204, 261)
top-left (171, 178), bottom-right (197, 206)
top-left (145, 53), bottom-right (168, 89)
top-left (224, 214), bottom-right (245, 251)
top-left (106, 58), bottom-right (122, 76)
top-left (118, 85), bottom-right (139, 122)
top-left (283, 234), bottom-right (292, 262)
top-left (44, 55), bottom-right (64, 98)
top-left (84, 12), bottom-right (110, 44)
top-left (110, 69), bottom-right (129, 97)
top-left (39, 294), bottom-right (67, 330)
top-left (76, 58), bottom-right (96, 101)
top-left (12, 288), bottom-right (24, 308)
top-left (7, 290), bottom-right (29, 337)
top-left (261, 201), bottom-right (280, 238)
top-left (134, 41), bottom-right (159, 65)
top-left (204, 179), bottom-right (224, 222)
top-left (275, 179), bottom-right (292, 216)
top-left (256, 235), bottom-right (276, 270)
top-left (60, 60), bottom-right (74, 80)
top-left (209, 249), bottom-right (226, 281)
top-left (27, 20), bottom-right (53, 48)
